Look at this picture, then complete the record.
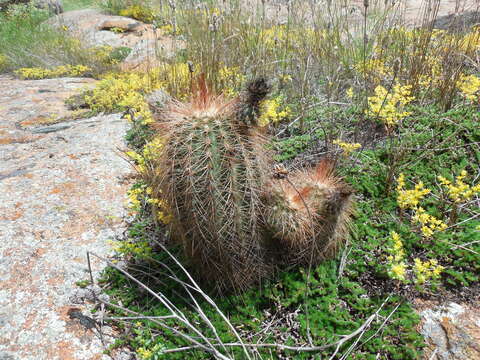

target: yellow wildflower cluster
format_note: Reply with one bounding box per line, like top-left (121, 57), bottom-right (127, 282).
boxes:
top-left (0, 54), bottom-right (9, 71)
top-left (366, 84), bottom-right (414, 127)
top-left (413, 258), bottom-right (444, 285)
top-left (260, 25), bottom-right (289, 49)
top-left (438, 170), bottom-right (480, 203)
top-left (387, 231), bottom-right (407, 281)
top-left (126, 137), bottom-right (164, 173)
top-left (457, 74), bottom-right (480, 102)
top-left (85, 71), bottom-right (158, 124)
top-left (459, 29), bottom-right (480, 53)
top-left (119, 4), bottom-right (155, 23)
top-left (218, 66), bottom-right (246, 98)
top-left (354, 58), bottom-right (392, 84)
top-left (111, 238), bottom-right (153, 258)
top-left (91, 45), bottom-right (121, 65)
top-left (386, 232), bottom-right (444, 285)
top-left (127, 186), bottom-right (144, 212)
top-left (397, 174), bottom-right (447, 238)
top-left (126, 139), bottom-right (172, 225)
top-left (146, 188), bottom-right (172, 224)
top-left (137, 347), bottom-right (153, 360)
top-left (417, 55), bottom-right (443, 88)
top-left (15, 65), bottom-right (91, 80)
top-left (158, 23), bottom-right (174, 35)
top-left (258, 97), bottom-right (291, 126)
top-left (332, 139), bottom-right (361, 157)
top-left (396, 173), bottom-right (430, 209)
top-left (86, 63), bottom-right (190, 124)
top-left (412, 207), bottom-right (448, 238)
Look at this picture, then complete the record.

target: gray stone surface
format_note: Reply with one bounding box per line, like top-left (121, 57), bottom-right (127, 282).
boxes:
top-left (0, 76), bottom-right (131, 359)
top-left (420, 302), bottom-right (480, 360)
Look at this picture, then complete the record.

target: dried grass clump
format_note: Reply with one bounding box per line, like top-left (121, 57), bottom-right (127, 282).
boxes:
top-left (149, 78), bottom-right (354, 293)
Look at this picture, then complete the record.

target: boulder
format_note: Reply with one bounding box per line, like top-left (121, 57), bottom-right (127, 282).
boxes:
top-left (433, 11), bottom-right (480, 32)
top-left (419, 301), bottom-right (480, 360)
top-left (34, 0), bottom-right (63, 14)
top-left (0, 75), bottom-right (130, 360)
top-left (47, 9), bottom-right (183, 70)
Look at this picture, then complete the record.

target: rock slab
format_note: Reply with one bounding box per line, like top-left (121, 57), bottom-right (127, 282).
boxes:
top-left (420, 302), bottom-right (480, 360)
top-left (0, 76), bottom-right (130, 360)
top-left (47, 9), bottom-right (182, 70)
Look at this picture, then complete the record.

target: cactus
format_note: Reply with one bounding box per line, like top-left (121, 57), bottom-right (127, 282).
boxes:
top-left (264, 160), bottom-right (353, 265)
top-left (148, 78), bottom-right (354, 292)
top-left (152, 78), bottom-right (272, 293)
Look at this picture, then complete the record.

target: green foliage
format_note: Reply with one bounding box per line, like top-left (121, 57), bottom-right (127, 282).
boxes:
top-left (98, 0), bottom-right (156, 23)
top-left (101, 214), bottom-right (424, 359)
top-left (63, 0), bottom-right (96, 11)
top-left (273, 134), bottom-right (313, 161)
top-left (0, 3), bottom-right (115, 74)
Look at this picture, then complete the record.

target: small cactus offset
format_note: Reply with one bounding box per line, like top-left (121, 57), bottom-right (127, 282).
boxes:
top-left (264, 160), bottom-right (353, 265)
top-left (152, 78), bottom-right (272, 293)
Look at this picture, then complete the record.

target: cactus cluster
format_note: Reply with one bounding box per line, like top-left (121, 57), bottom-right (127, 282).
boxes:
top-left (148, 78), bottom-right (353, 293)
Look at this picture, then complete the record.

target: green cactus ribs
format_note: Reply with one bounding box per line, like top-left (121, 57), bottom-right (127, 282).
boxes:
top-left (153, 78), bottom-right (271, 293)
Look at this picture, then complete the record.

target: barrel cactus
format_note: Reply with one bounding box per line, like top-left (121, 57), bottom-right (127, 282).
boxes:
top-left (148, 77), bottom-right (354, 292)
top-left (264, 160), bottom-right (353, 265)
top-left (152, 78), bottom-right (272, 293)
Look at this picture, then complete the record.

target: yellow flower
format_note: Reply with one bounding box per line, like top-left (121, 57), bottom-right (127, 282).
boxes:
top-left (365, 83), bottom-right (414, 127)
top-left (218, 66), bottom-right (246, 98)
top-left (387, 231), bottom-right (407, 282)
top-left (413, 258), bottom-right (444, 284)
top-left (396, 174), bottom-right (431, 209)
top-left (346, 87), bottom-right (354, 99)
top-left (354, 58), bottom-right (392, 83)
top-left (14, 65), bottom-right (91, 80)
top-left (438, 170), bottom-right (480, 203)
top-left (412, 207), bottom-right (447, 238)
top-left (332, 139), bottom-right (361, 157)
top-left (390, 262), bottom-right (407, 281)
top-left (137, 347), bottom-right (153, 360)
top-left (457, 74), bottom-right (480, 102)
top-left (258, 97), bottom-right (291, 126)
top-left (119, 4), bottom-right (155, 23)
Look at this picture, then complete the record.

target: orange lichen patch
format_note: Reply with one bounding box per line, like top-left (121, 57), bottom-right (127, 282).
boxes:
top-left (0, 135), bottom-right (38, 145)
top-left (3, 202), bottom-right (25, 221)
top-left (32, 247), bottom-right (48, 257)
top-left (49, 182), bottom-right (76, 195)
top-left (18, 115), bottom-right (60, 128)
top-left (47, 275), bottom-right (65, 286)
top-left (1, 209), bottom-right (24, 221)
top-left (68, 154), bottom-right (80, 160)
top-left (22, 312), bottom-right (38, 331)
top-left (46, 340), bottom-right (76, 360)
